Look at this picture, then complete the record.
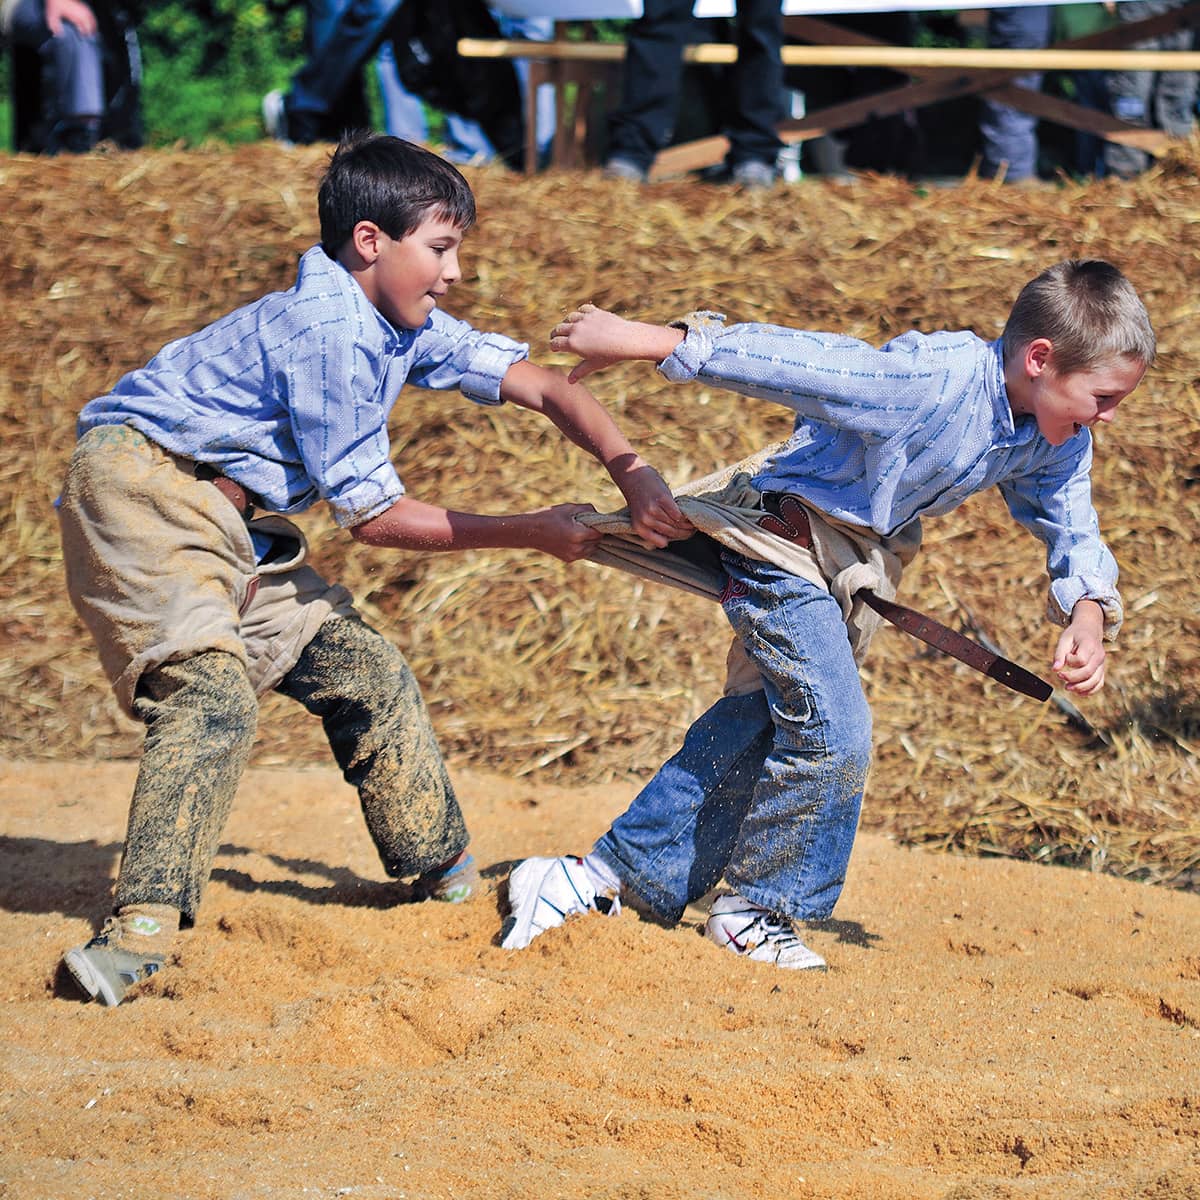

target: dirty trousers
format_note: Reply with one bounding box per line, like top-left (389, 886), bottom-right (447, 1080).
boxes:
top-left (59, 425), bottom-right (466, 922)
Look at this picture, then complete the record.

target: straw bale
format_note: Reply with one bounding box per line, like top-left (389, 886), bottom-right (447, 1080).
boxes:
top-left (2, 141), bottom-right (1197, 891)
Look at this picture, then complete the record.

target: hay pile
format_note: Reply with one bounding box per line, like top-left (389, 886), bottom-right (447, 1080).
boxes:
top-left (1, 141), bottom-right (1197, 891)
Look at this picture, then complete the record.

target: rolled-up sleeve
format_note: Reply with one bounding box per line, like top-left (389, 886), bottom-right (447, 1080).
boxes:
top-left (661, 310), bottom-right (728, 380)
top-left (408, 309), bottom-right (529, 405)
top-left (999, 434), bottom-right (1123, 639)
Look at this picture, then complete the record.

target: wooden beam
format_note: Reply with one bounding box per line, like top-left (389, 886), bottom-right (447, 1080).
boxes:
top-left (462, 0), bottom-right (1200, 176)
top-left (459, 37), bottom-right (1200, 72)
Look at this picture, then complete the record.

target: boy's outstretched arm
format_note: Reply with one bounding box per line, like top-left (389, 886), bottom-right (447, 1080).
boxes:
top-left (500, 357), bottom-right (692, 547)
top-left (550, 304), bottom-right (684, 384)
top-left (350, 494), bottom-right (602, 562)
top-left (1053, 599), bottom-right (1108, 695)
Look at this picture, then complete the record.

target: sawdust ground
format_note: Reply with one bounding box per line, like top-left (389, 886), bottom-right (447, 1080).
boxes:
top-left (1, 758), bottom-right (1197, 1200)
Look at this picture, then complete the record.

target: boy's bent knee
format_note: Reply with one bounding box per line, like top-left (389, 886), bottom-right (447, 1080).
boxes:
top-left (290, 616), bottom-right (425, 715)
top-left (136, 651), bottom-right (258, 752)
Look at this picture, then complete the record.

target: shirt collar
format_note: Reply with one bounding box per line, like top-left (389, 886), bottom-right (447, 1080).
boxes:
top-left (301, 245), bottom-right (411, 353)
top-left (988, 337), bottom-right (1037, 446)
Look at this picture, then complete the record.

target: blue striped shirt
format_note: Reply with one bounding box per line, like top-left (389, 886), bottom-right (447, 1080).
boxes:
top-left (662, 314), bottom-right (1120, 629)
top-left (79, 246), bottom-right (529, 528)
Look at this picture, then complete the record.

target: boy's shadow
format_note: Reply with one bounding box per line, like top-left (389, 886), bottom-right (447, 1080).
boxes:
top-left (211, 849), bottom-right (518, 910)
top-left (211, 846), bottom-right (418, 908)
top-left (802, 919), bottom-right (882, 951)
top-left (0, 836), bottom-right (122, 921)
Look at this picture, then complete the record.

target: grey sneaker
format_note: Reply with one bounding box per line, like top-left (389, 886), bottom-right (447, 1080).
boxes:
top-left (731, 160), bottom-right (777, 189)
top-left (705, 893), bottom-right (826, 970)
top-left (63, 920), bottom-right (166, 1007)
top-left (261, 89), bottom-right (292, 145)
top-left (602, 156), bottom-right (648, 183)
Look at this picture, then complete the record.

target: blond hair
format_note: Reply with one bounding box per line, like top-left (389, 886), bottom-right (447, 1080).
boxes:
top-left (1002, 260), bottom-right (1156, 374)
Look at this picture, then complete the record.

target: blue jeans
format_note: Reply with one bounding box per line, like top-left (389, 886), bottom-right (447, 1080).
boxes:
top-left (285, 0), bottom-right (396, 142)
top-left (1105, 0), bottom-right (1198, 177)
top-left (594, 555), bottom-right (871, 923)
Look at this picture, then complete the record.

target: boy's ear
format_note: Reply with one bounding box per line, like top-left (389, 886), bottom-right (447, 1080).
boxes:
top-left (350, 220), bottom-right (384, 263)
top-left (1024, 337), bottom-right (1054, 378)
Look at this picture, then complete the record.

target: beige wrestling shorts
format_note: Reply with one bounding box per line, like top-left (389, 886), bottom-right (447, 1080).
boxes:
top-left (58, 424), bottom-right (357, 716)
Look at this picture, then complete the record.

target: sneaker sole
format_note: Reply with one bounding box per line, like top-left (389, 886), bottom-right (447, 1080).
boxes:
top-left (63, 948), bottom-right (121, 1006)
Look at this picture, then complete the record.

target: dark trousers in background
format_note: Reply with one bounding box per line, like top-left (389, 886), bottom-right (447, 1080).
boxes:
top-left (606, 0), bottom-right (785, 172)
top-left (7, 0), bottom-right (142, 153)
top-left (979, 4), bottom-right (1053, 181)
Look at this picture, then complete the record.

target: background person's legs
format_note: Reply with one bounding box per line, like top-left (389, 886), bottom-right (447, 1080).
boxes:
top-left (283, 0), bottom-right (397, 142)
top-left (724, 0), bottom-right (785, 173)
top-left (6, 0), bottom-right (104, 152)
top-left (980, 4), bottom-right (1052, 181)
top-left (605, 0), bottom-right (699, 176)
top-left (1106, 0), bottom-right (1197, 177)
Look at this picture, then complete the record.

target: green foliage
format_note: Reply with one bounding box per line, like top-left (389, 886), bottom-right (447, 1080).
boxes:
top-left (0, 54), bottom-right (11, 152)
top-left (138, 0), bottom-right (307, 145)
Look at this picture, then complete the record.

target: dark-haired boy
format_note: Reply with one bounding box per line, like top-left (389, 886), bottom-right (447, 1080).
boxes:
top-left (58, 134), bottom-right (690, 1006)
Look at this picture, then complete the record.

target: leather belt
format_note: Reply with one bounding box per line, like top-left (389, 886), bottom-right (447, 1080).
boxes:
top-left (193, 462), bottom-right (257, 519)
top-left (758, 492), bottom-right (1052, 702)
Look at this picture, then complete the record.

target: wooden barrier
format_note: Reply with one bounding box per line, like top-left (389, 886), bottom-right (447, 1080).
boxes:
top-left (459, 1), bottom-right (1200, 175)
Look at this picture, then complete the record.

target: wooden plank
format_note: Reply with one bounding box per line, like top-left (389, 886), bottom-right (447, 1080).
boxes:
top-left (459, 37), bottom-right (1200, 71)
top-left (987, 88), bottom-right (1168, 152)
top-left (462, 0), bottom-right (1200, 175)
top-left (783, 0), bottom-right (1200, 51)
top-left (650, 72), bottom-right (1005, 176)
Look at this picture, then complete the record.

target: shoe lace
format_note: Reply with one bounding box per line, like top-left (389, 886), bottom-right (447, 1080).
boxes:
top-left (91, 916), bottom-right (123, 947)
top-left (749, 909), bottom-right (801, 949)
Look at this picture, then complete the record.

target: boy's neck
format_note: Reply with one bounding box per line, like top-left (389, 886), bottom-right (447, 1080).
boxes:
top-left (1003, 354), bottom-right (1034, 421)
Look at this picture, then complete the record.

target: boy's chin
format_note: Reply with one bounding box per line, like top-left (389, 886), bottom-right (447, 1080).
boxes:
top-left (391, 303), bottom-right (435, 330)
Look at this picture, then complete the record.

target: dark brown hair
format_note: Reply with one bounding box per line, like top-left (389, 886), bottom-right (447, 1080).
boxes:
top-left (318, 133), bottom-right (476, 256)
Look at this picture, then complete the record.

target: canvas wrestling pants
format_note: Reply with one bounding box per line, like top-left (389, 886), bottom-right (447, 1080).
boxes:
top-left (59, 424), bottom-right (467, 923)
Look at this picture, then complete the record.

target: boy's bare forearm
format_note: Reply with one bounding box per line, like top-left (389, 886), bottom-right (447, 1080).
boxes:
top-left (549, 305), bottom-right (685, 380)
top-left (509, 363), bottom-right (640, 467)
top-left (501, 359), bottom-right (690, 546)
top-left (350, 495), bottom-right (599, 561)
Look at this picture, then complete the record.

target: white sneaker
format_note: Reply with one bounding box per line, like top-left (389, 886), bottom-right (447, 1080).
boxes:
top-left (705, 893), bottom-right (826, 970)
top-left (602, 156), bottom-right (648, 183)
top-left (501, 855), bottom-right (621, 950)
top-left (262, 90), bottom-right (292, 144)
